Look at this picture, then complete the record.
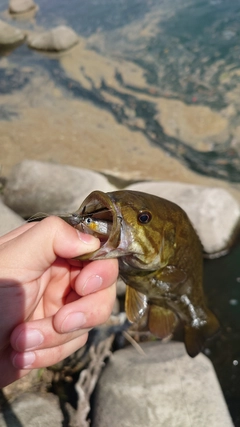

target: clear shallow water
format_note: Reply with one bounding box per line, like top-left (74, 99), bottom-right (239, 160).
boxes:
top-left (1, 0), bottom-right (240, 424)
top-left (2, 0), bottom-right (240, 181)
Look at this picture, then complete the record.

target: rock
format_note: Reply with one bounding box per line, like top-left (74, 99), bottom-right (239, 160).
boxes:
top-left (9, 0), bottom-right (37, 14)
top-left (116, 278), bottom-right (126, 297)
top-left (2, 370), bottom-right (47, 401)
top-left (112, 297), bottom-right (120, 315)
top-left (91, 342), bottom-right (233, 427)
top-left (0, 392), bottom-right (63, 426)
top-left (0, 20), bottom-right (25, 46)
top-left (126, 181), bottom-right (240, 254)
top-left (27, 26), bottom-right (79, 52)
top-left (3, 160), bottom-right (117, 218)
top-left (0, 198), bottom-right (24, 236)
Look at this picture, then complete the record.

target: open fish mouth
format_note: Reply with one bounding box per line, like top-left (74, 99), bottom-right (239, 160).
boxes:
top-left (66, 190), bottom-right (129, 260)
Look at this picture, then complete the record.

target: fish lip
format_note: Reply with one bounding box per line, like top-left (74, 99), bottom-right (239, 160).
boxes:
top-left (74, 190), bottom-right (125, 260)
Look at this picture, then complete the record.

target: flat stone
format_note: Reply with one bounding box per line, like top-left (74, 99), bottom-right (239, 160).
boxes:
top-left (0, 392), bottom-right (63, 426)
top-left (0, 19), bottom-right (25, 45)
top-left (126, 181), bottom-right (240, 255)
top-left (91, 342), bottom-right (233, 427)
top-left (9, 0), bottom-right (37, 14)
top-left (0, 198), bottom-right (24, 236)
top-left (27, 26), bottom-right (79, 52)
top-left (3, 160), bottom-right (117, 218)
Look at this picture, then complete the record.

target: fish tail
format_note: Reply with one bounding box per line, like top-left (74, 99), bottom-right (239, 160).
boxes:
top-left (184, 309), bottom-right (220, 358)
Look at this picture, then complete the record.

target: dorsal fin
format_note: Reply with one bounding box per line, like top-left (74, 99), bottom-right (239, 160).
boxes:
top-left (148, 304), bottom-right (177, 339)
top-left (125, 285), bottom-right (148, 323)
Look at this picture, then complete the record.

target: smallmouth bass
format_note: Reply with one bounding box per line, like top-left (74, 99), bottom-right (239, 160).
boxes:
top-left (30, 190), bottom-right (220, 357)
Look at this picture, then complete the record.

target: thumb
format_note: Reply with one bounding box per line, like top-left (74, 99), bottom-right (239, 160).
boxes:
top-left (0, 217), bottom-right (100, 279)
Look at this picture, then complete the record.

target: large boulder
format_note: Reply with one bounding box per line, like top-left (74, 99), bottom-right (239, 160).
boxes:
top-left (0, 20), bottom-right (25, 46)
top-left (3, 160), bottom-right (117, 218)
top-left (0, 198), bottom-right (24, 236)
top-left (0, 392), bottom-right (63, 426)
top-left (27, 26), bottom-right (79, 52)
top-left (126, 181), bottom-right (240, 255)
top-left (91, 342), bottom-right (233, 427)
top-left (9, 0), bottom-right (37, 14)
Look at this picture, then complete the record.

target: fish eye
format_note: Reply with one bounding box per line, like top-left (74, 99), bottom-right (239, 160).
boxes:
top-left (85, 217), bottom-right (92, 224)
top-left (137, 210), bottom-right (152, 224)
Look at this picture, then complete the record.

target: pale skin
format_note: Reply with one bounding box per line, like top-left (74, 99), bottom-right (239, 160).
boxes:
top-left (0, 217), bottom-right (118, 388)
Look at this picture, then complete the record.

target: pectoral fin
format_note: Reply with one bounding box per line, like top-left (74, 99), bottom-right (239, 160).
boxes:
top-left (155, 265), bottom-right (187, 288)
top-left (148, 305), bottom-right (177, 339)
top-left (125, 285), bottom-right (148, 323)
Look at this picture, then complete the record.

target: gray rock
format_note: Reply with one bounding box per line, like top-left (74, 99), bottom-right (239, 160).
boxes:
top-left (9, 0), bottom-right (37, 14)
top-left (0, 392), bottom-right (63, 426)
top-left (0, 20), bottom-right (25, 45)
top-left (126, 181), bottom-right (240, 254)
top-left (92, 342), bottom-right (233, 427)
top-left (3, 160), bottom-right (117, 218)
top-left (0, 198), bottom-right (24, 236)
top-left (27, 25), bottom-right (79, 52)
top-left (116, 277), bottom-right (126, 297)
top-left (112, 297), bottom-right (120, 315)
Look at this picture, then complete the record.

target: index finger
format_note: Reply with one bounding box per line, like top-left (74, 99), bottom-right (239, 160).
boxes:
top-left (0, 222), bottom-right (37, 244)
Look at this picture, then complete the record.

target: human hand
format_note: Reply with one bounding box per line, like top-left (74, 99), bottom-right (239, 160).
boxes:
top-left (0, 217), bottom-right (118, 388)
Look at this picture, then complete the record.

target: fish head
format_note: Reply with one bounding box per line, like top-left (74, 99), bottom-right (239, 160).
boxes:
top-left (72, 190), bottom-right (178, 270)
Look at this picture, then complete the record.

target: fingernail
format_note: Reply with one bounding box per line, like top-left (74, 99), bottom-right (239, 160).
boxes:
top-left (15, 329), bottom-right (44, 351)
top-left (18, 329), bottom-right (44, 351)
top-left (61, 312), bottom-right (86, 333)
top-left (76, 230), bottom-right (97, 244)
top-left (82, 274), bottom-right (103, 295)
top-left (12, 351), bottom-right (36, 369)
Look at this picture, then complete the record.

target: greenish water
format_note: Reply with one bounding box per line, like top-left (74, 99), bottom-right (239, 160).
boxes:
top-left (1, 0), bottom-right (240, 424)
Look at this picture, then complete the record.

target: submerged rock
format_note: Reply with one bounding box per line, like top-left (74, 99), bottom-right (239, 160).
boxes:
top-left (91, 342), bottom-right (233, 427)
top-left (9, 0), bottom-right (37, 14)
top-left (157, 98), bottom-right (229, 151)
top-left (27, 26), bottom-right (79, 52)
top-left (126, 181), bottom-right (240, 255)
top-left (3, 160), bottom-right (117, 218)
top-left (0, 19), bottom-right (25, 45)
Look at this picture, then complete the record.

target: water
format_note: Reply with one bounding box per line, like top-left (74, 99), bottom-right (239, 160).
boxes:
top-left (2, 0), bottom-right (240, 181)
top-left (1, 0), bottom-right (240, 424)
top-left (204, 246), bottom-right (240, 425)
